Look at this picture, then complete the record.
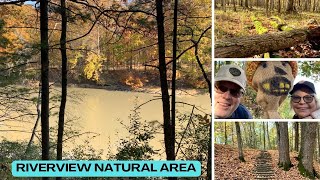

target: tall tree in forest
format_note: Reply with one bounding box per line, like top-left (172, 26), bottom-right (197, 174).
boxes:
top-left (155, 0), bottom-right (174, 162)
top-left (40, 1), bottom-right (50, 180)
top-left (277, 122), bottom-right (292, 170)
top-left (245, 0), bottom-right (249, 8)
top-left (294, 122), bottom-right (299, 152)
top-left (235, 122), bottom-right (245, 162)
top-left (266, 0), bottom-right (270, 16)
top-left (278, 0), bottom-right (281, 13)
top-left (299, 122), bottom-right (318, 178)
top-left (57, 1), bottom-right (67, 180)
top-left (225, 122), bottom-right (228, 145)
top-left (263, 122), bottom-right (266, 150)
top-left (171, 0), bottom-right (178, 163)
top-left (286, 0), bottom-right (295, 13)
top-left (266, 122), bottom-right (271, 149)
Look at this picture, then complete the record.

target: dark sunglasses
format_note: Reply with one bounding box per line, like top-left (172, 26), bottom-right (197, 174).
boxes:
top-left (290, 95), bottom-right (314, 103)
top-left (215, 84), bottom-right (243, 98)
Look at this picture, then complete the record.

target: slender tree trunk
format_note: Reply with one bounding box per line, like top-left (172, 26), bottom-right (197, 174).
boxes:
top-left (263, 122), bottom-right (266, 150)
top-left (233, 0), bottom-right (236, 11)
top-left (155, 0), bottom-right (174, 162)
top-left (245, 0), bottom-right (249, 8)
top-left (266, 122), bottom-right (271, 150)
top-left (235, 122), bottom-right (245, 162)
top-left (286, 0), bottom-right (295, 13)
top-left (318, 124), bottom-right (320, 161)
top-left (278, 0), bottom-right (281, 13)
top-left (225, 122), bottom-right (228, 145)
top-left (266, 0), bottom-right (270, 16)
top-left (278, 122), bottom-right (292, 170)
top-left (24, 85), bottom-right (41, 158)
top-left (57, 0), bottom-right (68, 179)
top-left (232, 124), bottom-right (235, 146)
top-left (299, 122), bottom-right (318, 178)
top-left (40, 1), bottom-right (50, 180)
top-left (170, 0), bottom-right (178, 177)
top-left (253, 122), bottom-right (256, 148)
top-left (295, 122), bottom-right (299, 152)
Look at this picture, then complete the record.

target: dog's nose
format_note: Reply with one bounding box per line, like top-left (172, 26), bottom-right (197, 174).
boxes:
top-left (274, 66), bottom-right (287, 75)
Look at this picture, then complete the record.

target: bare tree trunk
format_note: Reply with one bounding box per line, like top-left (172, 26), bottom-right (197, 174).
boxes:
top-left (299, 122), bottom-right (318, 178)
top-left (278, 122), bottom-right (292, 171)
top-left (278, 0), bottom-right (281, 13)
top-left (233, 0), bottom-right (237, 11)
top-left (40, 1), bottom-right (50, 180)
top-left (156, 0), bottom-right (174, 164)
top-left (24, 85), bottom-right (41, 158)
top-left (263, 122), bottom-right (266, 150)
top-left (266, 122), bottom-right (271, 149)
top-left (225, 122), bottom-right (228, 145)
top-left (295, 122), bottom-right (299, 152)
top-left (245, 0), bottom-right (249, 8)
top-left (266, 0), bottom-right (270, 16)
top-left (235, 122), bottom-right (245, 162)
top-left (286, 0), bottom-right (295, 13)
top-left (57, 0), bottom-right (68, 179)
top-left (171, 0), bottom-right (178, 161)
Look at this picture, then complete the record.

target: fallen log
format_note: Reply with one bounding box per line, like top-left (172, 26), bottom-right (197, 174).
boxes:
top-left (214, 27), bottom-right (320, 58)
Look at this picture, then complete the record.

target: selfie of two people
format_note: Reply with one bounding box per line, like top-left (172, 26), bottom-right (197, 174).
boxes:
top-left (214, 62), bottom-right (320, 119)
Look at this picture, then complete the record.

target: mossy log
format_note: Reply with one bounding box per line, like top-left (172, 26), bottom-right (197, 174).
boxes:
top-left (214, 27), bottom-right (320, 58)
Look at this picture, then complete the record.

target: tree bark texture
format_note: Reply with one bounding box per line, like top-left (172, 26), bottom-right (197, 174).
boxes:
top-left (215, 29), bottom-right (309, 58)
top-left (277, 122), bottom-right (291, 170)
top-left (40, 1), bottom-right (50, 179)
top-left (299, 122), bottom-right (318, 178)
top-left (57, 0), bottom-right (67, 176)
top-left (155, 0), bottom-right (174, 161)
top-left (294, 122), bottom-right (299, 152)
top-left (40, 0), bottom-right (50, 161)
top-left (235, 122), bottom-right (245, 162)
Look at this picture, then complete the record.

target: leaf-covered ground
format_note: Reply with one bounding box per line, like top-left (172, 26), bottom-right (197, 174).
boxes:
top-left (215, 9), bottom-right (320, 57)
top-left (214, 144), bottom-right (320, 179)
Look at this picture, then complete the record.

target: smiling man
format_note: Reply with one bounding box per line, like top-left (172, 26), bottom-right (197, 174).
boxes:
top-left (214, 64), bottom-right (252, 119)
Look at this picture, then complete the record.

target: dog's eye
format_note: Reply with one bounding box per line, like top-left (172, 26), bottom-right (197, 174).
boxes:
top-left (282, 62), bottom-right (287, 66)
top-left (261, 62), bottom-right (267, 68)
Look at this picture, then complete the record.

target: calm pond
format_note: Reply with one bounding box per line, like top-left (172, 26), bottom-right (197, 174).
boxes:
top-left (0, 87), bottom-right (211, 159)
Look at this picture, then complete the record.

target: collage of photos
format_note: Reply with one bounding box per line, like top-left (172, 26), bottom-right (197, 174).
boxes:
top-left (214, 0), bottom-right (320, 179)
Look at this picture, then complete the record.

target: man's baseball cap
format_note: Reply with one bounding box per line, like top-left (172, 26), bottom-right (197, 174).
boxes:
top-left (214, 64), bottom-right (247, 91)
top-left (289, 80), bottom-right (316, 95)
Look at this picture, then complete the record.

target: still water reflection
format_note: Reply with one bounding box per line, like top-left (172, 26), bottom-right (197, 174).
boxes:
top-left (0, 87), bottom-right (211, 159)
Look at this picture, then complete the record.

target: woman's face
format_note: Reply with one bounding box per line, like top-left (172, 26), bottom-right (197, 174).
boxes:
top-left (291, 89), bottom-right (317, 118)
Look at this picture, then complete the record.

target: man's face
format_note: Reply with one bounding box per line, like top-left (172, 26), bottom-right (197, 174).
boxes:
top-left (214, 81), bottom-right (242, 118)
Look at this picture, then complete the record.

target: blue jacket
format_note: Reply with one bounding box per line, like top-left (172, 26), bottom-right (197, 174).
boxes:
top-left (227, 104), bottom-right (253, 119)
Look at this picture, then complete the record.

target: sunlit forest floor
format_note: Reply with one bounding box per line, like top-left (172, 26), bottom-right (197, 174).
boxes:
top-left (214, 8), bottom-right (320, 57)
top-left (215, 8), bottom-right (320, 39)
top-left (214, 144), bottom-right (320, 179)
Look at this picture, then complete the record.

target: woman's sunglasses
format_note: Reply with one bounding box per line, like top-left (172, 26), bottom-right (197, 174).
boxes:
top-left (215, 84), bottom-right (243, 98)
top-left (290, 95), bottom-right (314, 103)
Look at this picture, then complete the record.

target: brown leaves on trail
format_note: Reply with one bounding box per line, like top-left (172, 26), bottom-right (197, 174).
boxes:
top-left (269, 150), bottom-right (309, 180)
top-left (215, 144), bottom-right (320, 179)
top-left (214, 144), bottom-right (258, 179)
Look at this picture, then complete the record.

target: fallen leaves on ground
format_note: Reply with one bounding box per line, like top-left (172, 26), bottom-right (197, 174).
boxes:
top-left (214, 144), bottom-right (320, 179)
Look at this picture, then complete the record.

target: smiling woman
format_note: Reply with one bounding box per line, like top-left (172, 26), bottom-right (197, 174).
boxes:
top-left (289, 80), bottom-right (320, 119)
